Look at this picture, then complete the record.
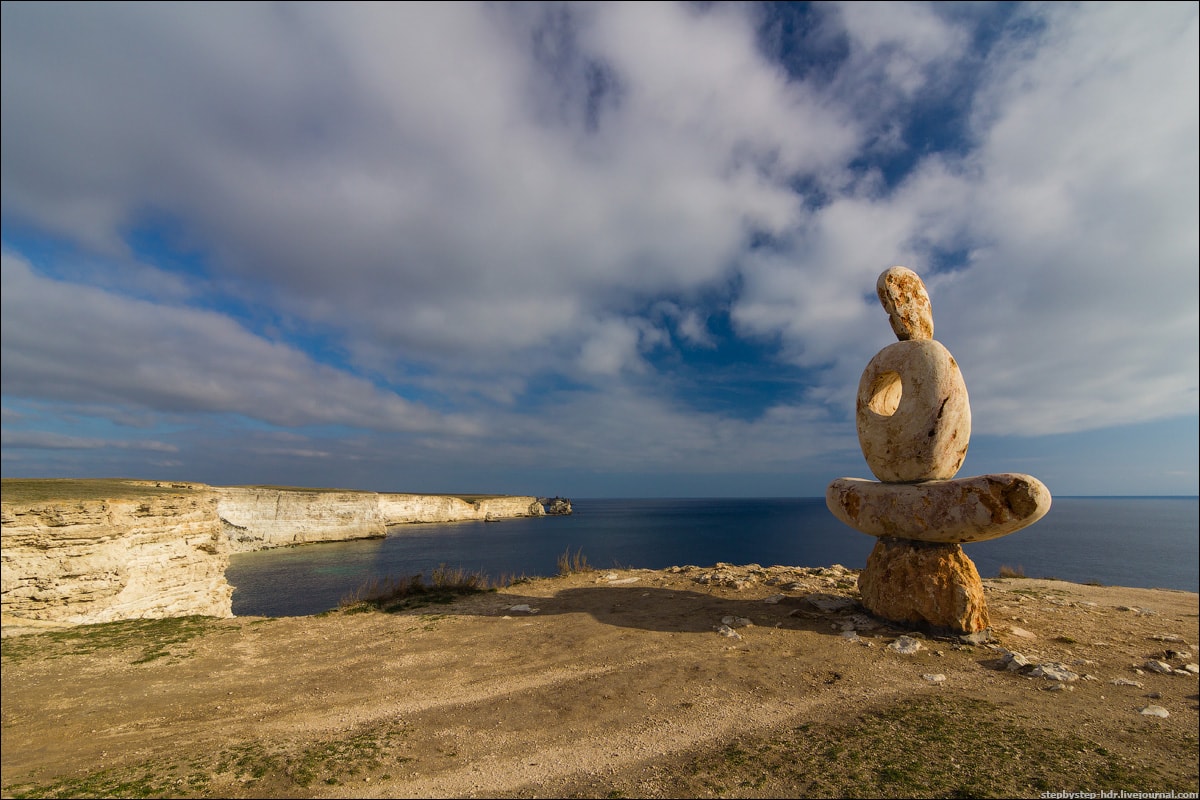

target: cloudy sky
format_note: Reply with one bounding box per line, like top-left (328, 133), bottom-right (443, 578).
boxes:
top-left (2, 2), bottom-right (1196, 498)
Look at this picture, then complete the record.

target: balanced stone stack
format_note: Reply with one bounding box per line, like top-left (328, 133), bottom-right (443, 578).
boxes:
top-left (826, 267), bottom-right (1051, 634)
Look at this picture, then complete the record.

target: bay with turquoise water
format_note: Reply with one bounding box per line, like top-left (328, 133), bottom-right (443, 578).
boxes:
top-left (227, 496), bottom-right (1198, 618)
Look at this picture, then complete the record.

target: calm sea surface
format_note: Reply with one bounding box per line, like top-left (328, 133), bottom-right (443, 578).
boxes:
top-left (227, 496), bottom-right (1199, 618)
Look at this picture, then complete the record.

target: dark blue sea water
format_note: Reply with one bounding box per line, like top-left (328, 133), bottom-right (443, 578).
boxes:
top-left (226, 496), bottom-right (1199, 618)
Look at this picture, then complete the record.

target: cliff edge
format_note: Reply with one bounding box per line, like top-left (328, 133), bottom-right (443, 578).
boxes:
top-left (1, 479), bottom-right (562, 626)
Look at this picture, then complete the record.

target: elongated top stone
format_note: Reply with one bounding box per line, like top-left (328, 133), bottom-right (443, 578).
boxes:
top-left (878, 266), bottom-right (933, 341)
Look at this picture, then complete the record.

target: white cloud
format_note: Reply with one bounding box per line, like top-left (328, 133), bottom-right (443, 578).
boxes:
top-left (940, 2), bottom-right (1199, 434)
top-left (0, 252), bottom-right (478, 435)
top-left (835, 1), bottom-right (969, 95)
top-left (1, 2), bottom-right (1196, 493)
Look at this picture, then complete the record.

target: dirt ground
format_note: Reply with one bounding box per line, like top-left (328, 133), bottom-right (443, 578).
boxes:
top-left (2, 563), bottom-right (1198, 799)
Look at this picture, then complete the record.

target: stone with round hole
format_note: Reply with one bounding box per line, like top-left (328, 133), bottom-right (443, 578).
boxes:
top-left (856, 338), bottom-right (970, 483)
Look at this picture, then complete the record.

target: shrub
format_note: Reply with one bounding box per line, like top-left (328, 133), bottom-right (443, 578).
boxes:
top-left (339, 566), bottom-right (494, 611)
top-left (997, 564), bottom-right (1026, 579)
top-left (557, 546), bottom-right (592, 576)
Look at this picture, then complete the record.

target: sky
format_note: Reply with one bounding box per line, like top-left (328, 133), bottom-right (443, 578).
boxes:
top-left (1, 1), bottom-right (1197, 499)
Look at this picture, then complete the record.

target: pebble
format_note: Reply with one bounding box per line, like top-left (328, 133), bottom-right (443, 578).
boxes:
top-left (1004, 652), bottom-right (1031, 671)
top-left (507, 604), bottom-right (538, 614)
top-left (1027, 663), bottom-right (1080, 682)
top-left (1139, 705), bottom-right (1170, 718)
top-left (922, 673), bottom-right (946, 683)
top-left (1110, 678), bottom-right (1144, 688)
top-left (888, 635), bottom-right (923, 655)
top-left (805, 593), bottom-right (857, 613)
top-left (840, 630), bottom-right (874, 647)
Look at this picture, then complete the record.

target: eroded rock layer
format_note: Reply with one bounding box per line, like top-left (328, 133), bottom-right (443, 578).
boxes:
top-left (1, 489), bottom-right (231, 624)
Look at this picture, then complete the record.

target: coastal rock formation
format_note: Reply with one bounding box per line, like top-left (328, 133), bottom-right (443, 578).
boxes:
top-left (378, 493), bottom-right (545, 527)
top-left (2, 481), bottom-right (562, 626)
top-left (218, 487), bottom-right (388, 552)
top-left (543, 497), bottom-right (573, 515)
top-left (0, 487), bottom-right (232, 624)
top-left (220, 490), bottom-right (548, 552)
top-left (827, 266), bottom-right (1051, 633)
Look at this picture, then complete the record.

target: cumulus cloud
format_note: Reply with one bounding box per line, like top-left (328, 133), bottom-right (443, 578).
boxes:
top-left (0, 252), bottom-right (479, 435)
top-left (1, 2), bottom-right (1195, 494)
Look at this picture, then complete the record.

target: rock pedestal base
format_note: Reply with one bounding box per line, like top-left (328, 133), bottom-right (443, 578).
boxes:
top-left (858, 537), bottom-right (990, 633)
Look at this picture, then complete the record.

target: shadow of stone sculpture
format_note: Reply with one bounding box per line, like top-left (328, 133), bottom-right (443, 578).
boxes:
top-left (826, 266), bottom-right (1051, 634)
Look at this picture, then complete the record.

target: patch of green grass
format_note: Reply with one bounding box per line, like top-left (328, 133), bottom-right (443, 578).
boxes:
top-left (1, 616), bottom-right (219, 665)
top-left (0, 478), bottom-right (202, 504)
top-left (4, 761), bottom-right (212, 799)
top-left (5, 721), bottom-right (417, 798)
top-left (555, 696), bottom-right (1188, 798)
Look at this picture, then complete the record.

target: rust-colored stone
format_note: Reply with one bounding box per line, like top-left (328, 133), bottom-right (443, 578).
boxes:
top-left (877, 266), bottom-right (933, 341)
top-left (857, 538), bottom-right (990, 633)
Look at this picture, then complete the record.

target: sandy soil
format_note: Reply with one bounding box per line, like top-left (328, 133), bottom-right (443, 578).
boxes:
top-left (2, 563), bottom-right (1198, 799)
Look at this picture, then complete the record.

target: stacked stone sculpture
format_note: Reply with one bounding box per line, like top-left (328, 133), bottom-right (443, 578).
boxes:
top-left (827, 266), bottom-right (1051, 634)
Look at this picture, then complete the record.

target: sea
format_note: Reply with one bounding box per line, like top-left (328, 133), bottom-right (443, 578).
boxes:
top-left (226, 496), bottom-right (1199, 618)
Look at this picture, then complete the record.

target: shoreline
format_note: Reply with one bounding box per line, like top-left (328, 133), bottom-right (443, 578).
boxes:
top-left (1, 478), bottom-right (566, 628)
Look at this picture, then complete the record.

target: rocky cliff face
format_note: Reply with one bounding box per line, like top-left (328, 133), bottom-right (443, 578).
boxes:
top-left (1, 489), bottom-right (232, 625)
top-left (378, 493), bottom-right (545, 525)
top-left (220, 490), bottom-right (546, 553)
top-left (218, 488), bottom-right (389, 553)
top-left (2, 483), bottom-right (558, 626)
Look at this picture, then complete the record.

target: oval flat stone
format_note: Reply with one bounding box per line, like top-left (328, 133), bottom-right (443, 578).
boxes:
top-left (877, 266), bottom-right (933, 341)
top-left (856, 339), bottom-right (970, 482)
top-left (825, 473), bottom-right (1052, 543)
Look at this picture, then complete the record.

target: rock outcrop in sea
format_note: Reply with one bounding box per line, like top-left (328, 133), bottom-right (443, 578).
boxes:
top-left (826, 266), bottom-right (1052, 633)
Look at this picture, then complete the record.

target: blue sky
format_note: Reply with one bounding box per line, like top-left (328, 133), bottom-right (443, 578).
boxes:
top-left (2, 1), bottom-right (1197, 498)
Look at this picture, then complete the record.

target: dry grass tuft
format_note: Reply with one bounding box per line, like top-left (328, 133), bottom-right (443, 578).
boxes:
top-left (556, 547), bottom-right (592, 576)
top-left (338, 565), bottom-right (494, 612)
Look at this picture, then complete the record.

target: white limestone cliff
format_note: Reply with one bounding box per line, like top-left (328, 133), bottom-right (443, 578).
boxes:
top-left (218, 487), bottom-right (389, 553)
top-left (219, 489), bottom-right (546, 553)
top-left (378, 493), bottom-right (545, 526)
top-left (1, 487), bottom-right (232, 625)
top-left (2, 482), bottom-right (557, 627)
